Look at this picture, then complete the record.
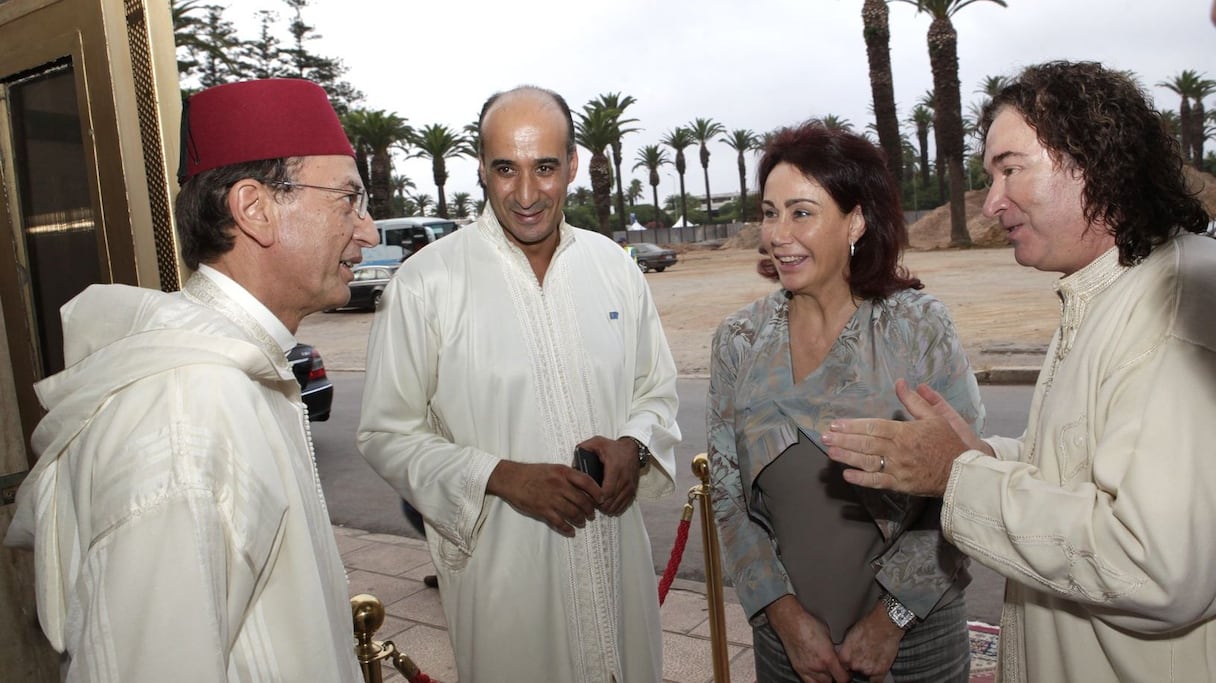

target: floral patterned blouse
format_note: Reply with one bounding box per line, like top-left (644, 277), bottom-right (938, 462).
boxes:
top-left (707, 288), bottom-right (984, 623)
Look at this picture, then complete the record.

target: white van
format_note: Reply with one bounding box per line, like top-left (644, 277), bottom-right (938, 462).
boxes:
top-left (363, 217), bottom-right (460, 264)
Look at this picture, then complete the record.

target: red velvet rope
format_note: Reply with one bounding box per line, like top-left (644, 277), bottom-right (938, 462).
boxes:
top-left (408, 674), bottom-right (433, 683)
top-left (658, 518), bottom-right (692, 605)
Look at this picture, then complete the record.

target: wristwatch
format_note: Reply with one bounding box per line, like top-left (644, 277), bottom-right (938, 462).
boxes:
top-left (625, 437), bottom-right (652, 468)
top-left (882, 593), bottom-right (918, 630)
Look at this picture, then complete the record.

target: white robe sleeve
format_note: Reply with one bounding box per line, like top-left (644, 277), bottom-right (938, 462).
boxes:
top-left (943, 339), bottom-right (1216, 633)
top-left (619, 262), bottom-right (680, 500)
top-left (357, 274), bottom-right (499, 560)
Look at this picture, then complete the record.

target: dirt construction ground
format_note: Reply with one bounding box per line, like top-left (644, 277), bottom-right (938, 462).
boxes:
top-left (300, 244), bottom-right (1061, 378)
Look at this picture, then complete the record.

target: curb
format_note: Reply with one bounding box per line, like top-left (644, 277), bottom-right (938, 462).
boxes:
top-left (974, 367), bottom-right (1040, 385)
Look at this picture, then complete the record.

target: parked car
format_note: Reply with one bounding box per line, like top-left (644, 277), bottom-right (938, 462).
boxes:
top-left (288, 343), bottom-right (333, 422)
top-left (632, 242), bottom-right (678, 273)
top-left (344, 264), bottom-right (399, 310)
top-left (362, 216), bottom-right (460, 265)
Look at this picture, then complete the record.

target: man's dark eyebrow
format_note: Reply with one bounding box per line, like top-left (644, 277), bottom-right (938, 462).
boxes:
top-left (991, 150), bottom-right (1024, 165)
top-left (489, 158), bottom-right (513, 168)
top-left (535, 157), bottom-right (561, 167)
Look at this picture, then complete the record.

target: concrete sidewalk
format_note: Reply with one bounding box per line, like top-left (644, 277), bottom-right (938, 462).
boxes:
top-left (335, 525), bottom-right (756, 683)
top-left (337, 525), bottom-right (1007, 682)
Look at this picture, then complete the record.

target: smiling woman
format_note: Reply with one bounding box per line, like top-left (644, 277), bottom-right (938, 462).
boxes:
top-left (709, 121), bottom-right (982, 682)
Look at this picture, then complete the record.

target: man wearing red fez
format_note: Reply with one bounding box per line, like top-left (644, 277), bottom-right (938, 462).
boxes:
top-left (359, 86), bottom-right (681, 682)
top-left (6, 78), bottom-right (375, 682)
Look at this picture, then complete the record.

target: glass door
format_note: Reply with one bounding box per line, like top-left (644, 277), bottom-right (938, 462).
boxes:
top-left (4, 58), bottom-right (101, 378)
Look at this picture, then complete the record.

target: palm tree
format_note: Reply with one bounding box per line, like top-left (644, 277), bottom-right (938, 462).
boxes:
top-left (632, 144), bottom-right (671, 226)
top-left (1158, 71), bottom-right (1204, 164)
top-left (569, 186), bottom-right (593, 206)
top-left (409, 124), bottom-right (473, 218)
top-left (687, 117), bottom-right (726, 220)
top-left (661, 127), bottom-right (697, 225)
top-left (814, 115), bottom-right (855, 131)
top-left (898, 0), bottom-right (1006, 247)
top-left (342, 109), bottom-right (412, 219)
top-left (968, 74), bottom-right (1011, 144)
top-left (720, 129), bottom-right (760, 222)
top-left (1159, 71), bottom-right (1216, 168)
top-left (1191, 80), bottom-right (1216, 168)
top-left (462, 121), bottom-right (481, 156)
top-left (1205, 110), bottom-right (1216, 160)
top-left (340, 110), bottom-right (372, 188)
top-left (917, 90), bottom-right (947, 203)
top-left (975, 74), bottom-right (1011, 99)
top-left (900, 134), bottom-right (919, 184)
top-left (391, 174), bottom-right (415, 200)
top-left (574, 105), bottom-right (618, 235)
top-left (906, 102), bottom-right (936, 193)
top-left (1160, 109), bottom-right (1183, 145)
top-left (450, 191), bottom-right (473, 219)
top-left (589, 93), bottom-right (640, 231)
top-left (626, 179), bottom-right (645, 207)
top-left (412, 193), bottom-right (433, 217)
top-left (862, 0), bottom-right (903, 181)
top-left (390, 174), bottom-right (415, 217)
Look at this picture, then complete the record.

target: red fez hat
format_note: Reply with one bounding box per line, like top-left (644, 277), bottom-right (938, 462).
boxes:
top-left (178, 78), bottom-right (354, 183)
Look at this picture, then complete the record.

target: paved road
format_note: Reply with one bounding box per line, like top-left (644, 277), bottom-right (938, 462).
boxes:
top-left (313, 373), bottom-right (1032, 624)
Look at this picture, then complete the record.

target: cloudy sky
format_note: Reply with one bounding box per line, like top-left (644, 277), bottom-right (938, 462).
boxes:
top-left (219, 0), bottom-right (1213, 209)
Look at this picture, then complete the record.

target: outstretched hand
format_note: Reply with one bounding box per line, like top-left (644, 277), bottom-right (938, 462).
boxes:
top-left (821, 380), bottom-right (992, 496)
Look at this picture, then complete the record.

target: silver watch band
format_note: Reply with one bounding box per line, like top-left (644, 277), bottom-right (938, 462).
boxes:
top-left (626, 436), bottom-right (651, 467)
top-left (882, 592), bottom-right (918, 630)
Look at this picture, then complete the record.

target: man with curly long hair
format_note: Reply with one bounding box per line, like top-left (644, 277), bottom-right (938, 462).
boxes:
top-left (820, 60), bottom-right (1216, 681)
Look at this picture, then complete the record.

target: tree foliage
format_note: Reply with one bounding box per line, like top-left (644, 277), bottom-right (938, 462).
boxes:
top-left (409, 124), bottom-right (474, 218)
top-left (171, 0), bottom-right (362, 112)
top-left (574, 106), bottom-right (618, 235)
top-left (863, 0), bottom-right (903, 181)
top-left (720, 130), bottom-right (759, 222)
top-left (897, 0), bottom-right (1006, 246)
top-left (632, 145), bottom-right (671, 227)
top-left (588, 93), bottom-right (640, 231)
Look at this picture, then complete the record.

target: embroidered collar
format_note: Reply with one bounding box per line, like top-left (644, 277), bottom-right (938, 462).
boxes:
top-left (1052, 246), bottom-right (1127, 359)
top-left (185, 268), bottom-right (291, 362)
top-left (475, 210), bottom-right (579, 288)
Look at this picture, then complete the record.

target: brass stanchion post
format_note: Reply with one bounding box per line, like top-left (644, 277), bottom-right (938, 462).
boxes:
top-left (352, 594), bottom-right (425, 683)
top-left (692, 453), bottom-right (731, 682)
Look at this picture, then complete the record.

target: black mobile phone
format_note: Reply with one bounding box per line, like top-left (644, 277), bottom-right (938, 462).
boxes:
top-left (572, 447), bottom-right (604, 486)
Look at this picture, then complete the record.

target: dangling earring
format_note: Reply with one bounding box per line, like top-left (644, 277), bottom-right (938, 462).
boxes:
top-left (849, 241), bottom-right (856, 257)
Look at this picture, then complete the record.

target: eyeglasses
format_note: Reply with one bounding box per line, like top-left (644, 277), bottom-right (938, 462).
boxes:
top-left (270, 181), bottom-right (369, 219)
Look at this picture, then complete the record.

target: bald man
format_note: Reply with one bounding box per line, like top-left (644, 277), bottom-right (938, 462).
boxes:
top-left (358, 86), bottom-right (681, 682)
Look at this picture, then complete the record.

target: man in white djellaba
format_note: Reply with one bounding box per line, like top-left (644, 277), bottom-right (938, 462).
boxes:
top-left (358, 85), bottom-right (681, 682)
top-left (822, 61), bottom-right (1216, 682)
top-left (5, 78), bottom-right (376, 681)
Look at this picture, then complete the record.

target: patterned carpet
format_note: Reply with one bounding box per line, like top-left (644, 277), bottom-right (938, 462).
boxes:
top-left (968, 621), bottom-right (1000, 683)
